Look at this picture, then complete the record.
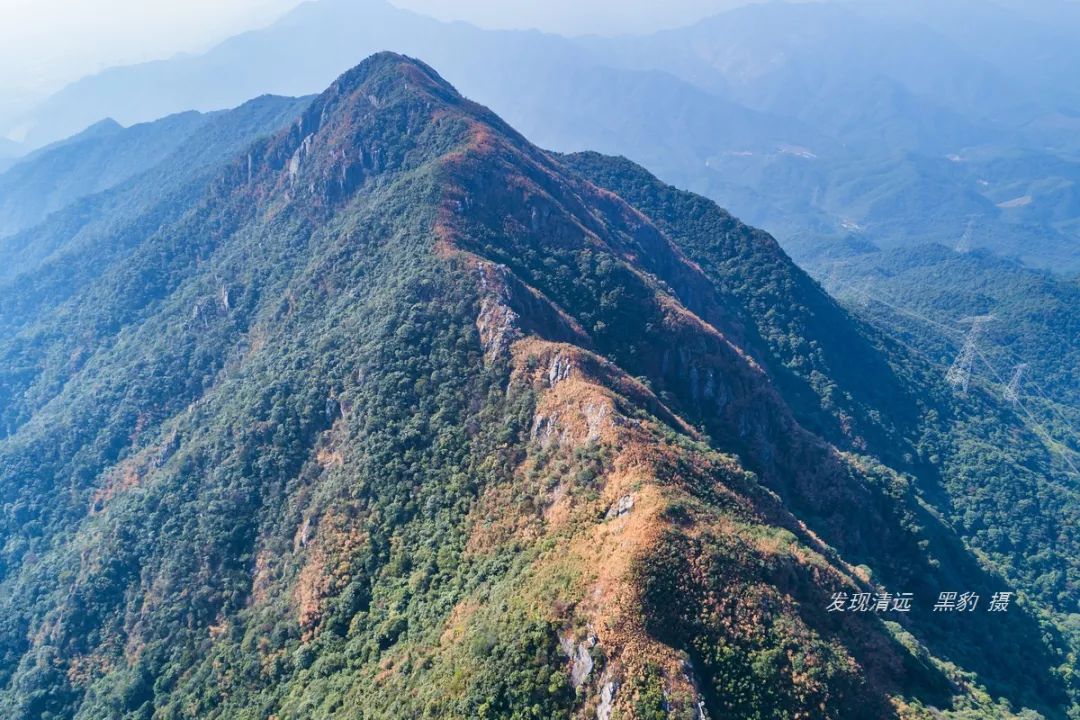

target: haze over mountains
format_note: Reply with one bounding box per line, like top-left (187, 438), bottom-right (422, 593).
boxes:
top-left (4, 0), bottom-right (1080, 274)
top-left (0, 97), bottom-right (312, 241)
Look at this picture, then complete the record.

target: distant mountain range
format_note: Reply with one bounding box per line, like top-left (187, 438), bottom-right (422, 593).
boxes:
top-left (0, 97), bottom-right (311, 241)
top-left (5, 0), bottom-right (1080, 272)
top-left (0, 137), bottom-right (21, 173)
top-left (0, 52), bottom-right (1077, 719)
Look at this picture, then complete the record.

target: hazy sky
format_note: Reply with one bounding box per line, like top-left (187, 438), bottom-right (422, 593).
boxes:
top-left (0, 0), bottom-right (303, 97)
top-left (391, 0), bottom-right (761, 35)
top-left (0, 0), bottom-right (764, 100)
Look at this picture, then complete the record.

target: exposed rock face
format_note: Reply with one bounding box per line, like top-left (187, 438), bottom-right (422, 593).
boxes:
top-left (570, 638), bottom-right (596, 689)
top-left (605, 494), bottom-right (634, 520)
top-left (581, 400), bottom-right (611, 441)
top-left (596, 679), bottom-right (619, 720)
top-left (475, 263), bottom-right (522, 360)
top-left (287, 133), bottom-right (313, 185)
top-left (476, 294), bottom-right (521, 358)
top-left (532, 412), bottom-right (560, 448)
top-left (548, 353), bottom-right (573, 387)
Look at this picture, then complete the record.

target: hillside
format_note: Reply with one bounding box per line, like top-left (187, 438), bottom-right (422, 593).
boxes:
top-left (0, 95), bottom-right (309, 243)
top-left (0, 53), bottom-right (1076, 720)
top-left (0, 137), bottom-right (22, 173)
top-left (816, 243), bottom-right (1080, 454)
top-left (0, 92), bottom-right (310, 346)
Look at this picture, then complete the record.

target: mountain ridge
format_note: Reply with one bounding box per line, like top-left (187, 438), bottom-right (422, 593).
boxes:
top-left (14, 0), bottom-right (1080, 275)
top-left (0, 52), bottom-right (1075, 719)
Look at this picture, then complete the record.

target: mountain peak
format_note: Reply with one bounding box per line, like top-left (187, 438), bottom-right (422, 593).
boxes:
top-left (328, 51), bottom-right (458, 101)
top-left (36, 116), bottom-right (124, 154)
top-left (244, 52), bottom-right (519, 208)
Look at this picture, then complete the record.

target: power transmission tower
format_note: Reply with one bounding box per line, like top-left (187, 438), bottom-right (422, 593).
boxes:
top-left (946, 315), bottom-right (994, 394)
top-left (955, 217), bottom-right (975, 254)
top-left (1003, 363), bottom-right (1029, 404)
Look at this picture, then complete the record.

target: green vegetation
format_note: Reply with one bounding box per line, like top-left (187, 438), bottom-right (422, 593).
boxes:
top-left (0, 53), bottom-right (1076, 719)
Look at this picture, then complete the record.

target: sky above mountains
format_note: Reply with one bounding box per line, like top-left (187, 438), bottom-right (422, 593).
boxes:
top-left (1, 0), bottom-right (1075, 103)
top-left (0, 0), bottom-right (301, 96)
top-left (0, 0), bottom-right (782, 98)
top-left (391, 0), bottom-right (771, 34)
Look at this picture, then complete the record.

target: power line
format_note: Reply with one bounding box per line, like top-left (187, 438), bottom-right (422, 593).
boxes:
top-left (945, 315), bottom-right (994, 395)
top-left (829, 279), bottom-right (1080, 477)
top-left (970, 343), bottom-right (1080, 481)
top-left (1003, 364), bottom-right (1028, 405)
top-left (1028, 379), bottom-right (1080, 443)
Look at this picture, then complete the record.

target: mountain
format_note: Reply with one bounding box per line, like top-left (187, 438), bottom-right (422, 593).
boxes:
top-left (4, 0), bottom-right (819, 167)
top-left (859, 0), bottom-right (1080, 115)
top-left (0, 97), bottom-right (310, 241)
top-left (0, 53), bottom-right (1077, 719)
top-left (0, 115), bottom-right (198, 239)
top-left (0, 137), bottom-right (22, 173)
top-left (582, 1), bottom-right (1080, 270)
top-left (584, 2), bottom-right (1033, 132)
top-left (1, 0), bottom-right (827, 252)
top-left (13, 0), bottom-right (1080, 277)
top-left (816, 242), bottom-right (1080, 442)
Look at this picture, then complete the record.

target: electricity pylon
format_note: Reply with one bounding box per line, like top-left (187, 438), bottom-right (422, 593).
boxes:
top-left (955, 217), bottom-right (975, 254)
top-left (946, 315), bottom-right (994, 394)
top-left (1003, 363), bottom-right (1029, 404)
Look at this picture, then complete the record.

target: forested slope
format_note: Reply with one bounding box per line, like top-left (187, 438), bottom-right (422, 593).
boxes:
top-left (0, 54), bottom-right (1075, 719)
